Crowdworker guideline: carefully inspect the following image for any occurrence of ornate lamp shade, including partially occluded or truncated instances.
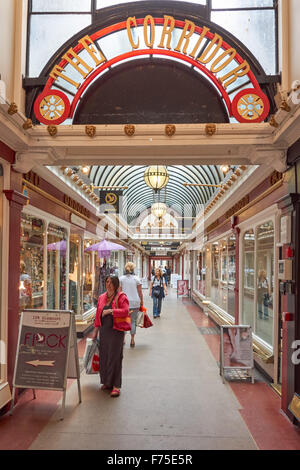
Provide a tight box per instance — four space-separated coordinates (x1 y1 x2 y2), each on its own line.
151 202 167 219
144 165 169 191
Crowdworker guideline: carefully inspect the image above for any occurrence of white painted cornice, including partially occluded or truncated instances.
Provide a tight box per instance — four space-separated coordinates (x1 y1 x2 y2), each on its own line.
13 149 60 173
0 102 30 151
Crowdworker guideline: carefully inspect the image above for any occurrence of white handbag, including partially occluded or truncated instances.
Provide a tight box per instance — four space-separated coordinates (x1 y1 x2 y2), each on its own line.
136 311 144 328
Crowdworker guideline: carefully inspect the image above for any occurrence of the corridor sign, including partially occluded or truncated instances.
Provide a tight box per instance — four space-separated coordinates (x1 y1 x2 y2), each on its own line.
34 14 270 126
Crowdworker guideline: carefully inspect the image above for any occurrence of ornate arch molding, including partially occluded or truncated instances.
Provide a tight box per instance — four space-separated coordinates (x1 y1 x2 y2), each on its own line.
25 1 278 125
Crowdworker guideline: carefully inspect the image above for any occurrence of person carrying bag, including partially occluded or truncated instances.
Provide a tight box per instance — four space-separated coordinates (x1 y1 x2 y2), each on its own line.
91 276 130 397
149 268 167 318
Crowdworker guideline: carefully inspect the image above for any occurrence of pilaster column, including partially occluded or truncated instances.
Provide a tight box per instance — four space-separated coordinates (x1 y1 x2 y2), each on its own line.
3 190 28 390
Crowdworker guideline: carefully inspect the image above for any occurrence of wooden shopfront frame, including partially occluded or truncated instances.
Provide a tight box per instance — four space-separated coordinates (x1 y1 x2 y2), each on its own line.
0 158 12 409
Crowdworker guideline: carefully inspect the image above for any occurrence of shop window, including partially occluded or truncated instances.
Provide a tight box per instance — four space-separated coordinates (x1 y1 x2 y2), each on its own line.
211 243 220 307
256 221 274 345
20 214 45 311
219 240 228 311
241 221 274 347
242 229 255 330
47 223 67 310
83 240 94 312
196 249 206 296
227 234 236 317
69 235 82 314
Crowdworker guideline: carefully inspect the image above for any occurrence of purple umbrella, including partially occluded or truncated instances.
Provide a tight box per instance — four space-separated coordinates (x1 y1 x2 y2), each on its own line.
85 239 126 258
47 239 67 252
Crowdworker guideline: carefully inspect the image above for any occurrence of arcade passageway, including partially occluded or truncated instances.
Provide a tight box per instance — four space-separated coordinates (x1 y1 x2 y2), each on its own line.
1 290 299 451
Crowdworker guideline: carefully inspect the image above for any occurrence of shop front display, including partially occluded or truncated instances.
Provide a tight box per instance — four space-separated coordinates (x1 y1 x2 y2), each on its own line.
241 220 275 348
47 223 67 311
20 214 45 312
69 234 82 315
19 207 103 336
195 220 275 351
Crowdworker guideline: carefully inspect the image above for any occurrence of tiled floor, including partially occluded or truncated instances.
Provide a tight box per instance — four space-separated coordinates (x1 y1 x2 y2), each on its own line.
0 289 299 450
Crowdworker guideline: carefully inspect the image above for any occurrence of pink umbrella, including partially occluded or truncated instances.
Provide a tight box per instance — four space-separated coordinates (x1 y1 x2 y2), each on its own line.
85 239 126 258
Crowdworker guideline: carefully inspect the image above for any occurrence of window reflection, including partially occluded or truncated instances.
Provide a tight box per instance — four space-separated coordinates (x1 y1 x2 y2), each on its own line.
242 229 255 329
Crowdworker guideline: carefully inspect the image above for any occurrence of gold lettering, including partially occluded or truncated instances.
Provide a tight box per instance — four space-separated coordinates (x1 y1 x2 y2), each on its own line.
158 15 175 50
49 65 81 89
198 34 223 65
219 61 250 89
174 20 195 54
210 48 237 74
62 48 93 78
78 35 107 66
189 26 210 59
143 15 155 48
126 16 139 49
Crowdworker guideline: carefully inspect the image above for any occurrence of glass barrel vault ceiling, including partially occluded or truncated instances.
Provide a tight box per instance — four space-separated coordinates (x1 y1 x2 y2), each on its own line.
88 165 228 223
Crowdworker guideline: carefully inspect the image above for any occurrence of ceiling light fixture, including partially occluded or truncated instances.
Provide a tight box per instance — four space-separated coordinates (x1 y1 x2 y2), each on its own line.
151 202 167 220
81 166 90 175
144 165 169 192
220 165 231 174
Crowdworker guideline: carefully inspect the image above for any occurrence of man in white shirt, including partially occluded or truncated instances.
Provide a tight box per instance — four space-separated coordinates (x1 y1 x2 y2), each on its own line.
119 262 143 347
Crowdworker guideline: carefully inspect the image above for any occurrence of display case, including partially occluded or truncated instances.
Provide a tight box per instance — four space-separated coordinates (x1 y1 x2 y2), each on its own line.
20 214 44 311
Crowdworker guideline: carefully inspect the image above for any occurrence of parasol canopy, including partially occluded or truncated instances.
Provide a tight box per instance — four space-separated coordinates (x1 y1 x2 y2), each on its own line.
85 239 126 258
47 239 67 252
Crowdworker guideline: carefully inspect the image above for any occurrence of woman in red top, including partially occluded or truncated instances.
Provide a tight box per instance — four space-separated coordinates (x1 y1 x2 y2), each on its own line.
91 276 129 397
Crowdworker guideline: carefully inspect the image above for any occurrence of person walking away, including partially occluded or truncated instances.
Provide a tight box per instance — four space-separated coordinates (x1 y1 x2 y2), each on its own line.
149 268 167 318
120 262 143 348
166 266 171 286
91 276 130 397
163 266 168 286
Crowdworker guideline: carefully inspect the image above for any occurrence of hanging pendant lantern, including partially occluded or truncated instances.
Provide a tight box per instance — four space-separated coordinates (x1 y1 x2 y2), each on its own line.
144 165 169 192
151 202 167 220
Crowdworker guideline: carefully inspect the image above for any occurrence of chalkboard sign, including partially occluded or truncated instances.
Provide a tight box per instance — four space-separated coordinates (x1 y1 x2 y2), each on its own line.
10 309 81 420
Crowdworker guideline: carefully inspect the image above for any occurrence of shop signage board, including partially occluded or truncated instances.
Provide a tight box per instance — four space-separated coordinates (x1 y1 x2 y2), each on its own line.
10 309 82 420
220 325 254 384
177 280 189 297
100 190 123 214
